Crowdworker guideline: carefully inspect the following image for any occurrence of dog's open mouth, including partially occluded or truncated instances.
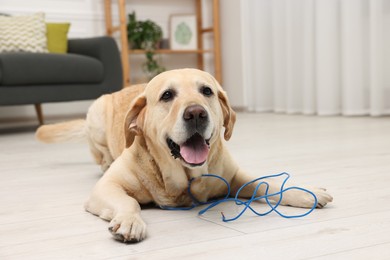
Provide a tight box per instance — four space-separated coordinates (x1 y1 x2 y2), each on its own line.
167 133 210 166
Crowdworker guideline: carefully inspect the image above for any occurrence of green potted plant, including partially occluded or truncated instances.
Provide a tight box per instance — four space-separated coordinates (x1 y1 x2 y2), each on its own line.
127 12 165 79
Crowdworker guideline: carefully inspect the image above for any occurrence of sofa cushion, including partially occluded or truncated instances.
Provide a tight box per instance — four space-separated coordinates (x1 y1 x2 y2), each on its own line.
0 13 48 53
0 53 104 86
46 23 71 54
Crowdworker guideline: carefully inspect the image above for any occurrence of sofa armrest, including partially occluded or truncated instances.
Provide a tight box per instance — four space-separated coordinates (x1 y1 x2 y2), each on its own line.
68 36 123 91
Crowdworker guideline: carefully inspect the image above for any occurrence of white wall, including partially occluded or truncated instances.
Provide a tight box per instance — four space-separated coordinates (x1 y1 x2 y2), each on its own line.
0 0 245 121
220 0 245 108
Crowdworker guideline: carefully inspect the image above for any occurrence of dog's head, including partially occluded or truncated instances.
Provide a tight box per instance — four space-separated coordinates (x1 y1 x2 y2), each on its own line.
124 69 236 168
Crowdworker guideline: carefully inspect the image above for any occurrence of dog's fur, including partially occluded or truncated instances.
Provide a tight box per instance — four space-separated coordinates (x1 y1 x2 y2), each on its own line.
36 69 333 243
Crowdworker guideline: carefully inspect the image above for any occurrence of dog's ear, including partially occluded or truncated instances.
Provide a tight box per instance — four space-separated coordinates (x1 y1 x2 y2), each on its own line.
124 94 147 148
218 88 236 141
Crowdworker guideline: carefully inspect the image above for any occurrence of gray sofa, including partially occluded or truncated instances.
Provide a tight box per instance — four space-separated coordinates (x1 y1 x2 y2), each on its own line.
0 36 123 124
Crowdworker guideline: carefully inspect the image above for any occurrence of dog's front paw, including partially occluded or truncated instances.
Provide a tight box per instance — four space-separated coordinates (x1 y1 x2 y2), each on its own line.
312 187 333 208
108 213 147 243
281 187 333 209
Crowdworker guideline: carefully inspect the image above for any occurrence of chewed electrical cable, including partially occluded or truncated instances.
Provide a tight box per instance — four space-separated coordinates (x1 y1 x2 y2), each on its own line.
161 172 318 222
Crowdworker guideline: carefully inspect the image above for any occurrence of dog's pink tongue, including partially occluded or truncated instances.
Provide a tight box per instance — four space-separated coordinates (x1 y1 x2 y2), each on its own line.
180 139 209 165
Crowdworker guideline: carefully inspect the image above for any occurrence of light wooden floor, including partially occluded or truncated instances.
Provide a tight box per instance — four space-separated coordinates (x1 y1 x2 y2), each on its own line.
1 113 390 259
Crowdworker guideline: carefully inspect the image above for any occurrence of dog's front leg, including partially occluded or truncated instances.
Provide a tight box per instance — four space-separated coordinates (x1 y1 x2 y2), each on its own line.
230 169 333 208
84 168 147 243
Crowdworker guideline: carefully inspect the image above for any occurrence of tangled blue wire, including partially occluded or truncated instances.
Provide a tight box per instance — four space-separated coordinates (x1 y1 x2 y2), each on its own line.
161 172 318 222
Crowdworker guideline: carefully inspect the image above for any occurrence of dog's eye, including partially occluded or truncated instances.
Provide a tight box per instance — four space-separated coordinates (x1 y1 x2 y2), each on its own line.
160 90 175 102
201 86 213 97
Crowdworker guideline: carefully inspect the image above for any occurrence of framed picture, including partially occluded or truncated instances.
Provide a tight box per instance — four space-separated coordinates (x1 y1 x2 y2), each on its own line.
170 14 197 50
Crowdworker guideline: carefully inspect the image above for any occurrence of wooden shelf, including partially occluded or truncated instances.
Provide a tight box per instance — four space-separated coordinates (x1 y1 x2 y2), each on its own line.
129 49 213 55
104 0 221 86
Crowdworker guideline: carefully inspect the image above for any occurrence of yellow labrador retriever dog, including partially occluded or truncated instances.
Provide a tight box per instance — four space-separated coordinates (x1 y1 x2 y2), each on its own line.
36 69 333 243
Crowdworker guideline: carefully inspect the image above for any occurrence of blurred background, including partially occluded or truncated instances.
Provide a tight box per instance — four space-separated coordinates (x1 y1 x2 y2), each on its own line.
1 0 389 124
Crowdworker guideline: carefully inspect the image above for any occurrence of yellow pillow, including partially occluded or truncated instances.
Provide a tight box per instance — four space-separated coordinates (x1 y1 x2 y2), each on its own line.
46 23 70 53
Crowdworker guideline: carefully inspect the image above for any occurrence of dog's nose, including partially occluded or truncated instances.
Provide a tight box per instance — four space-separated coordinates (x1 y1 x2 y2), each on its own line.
183 105 208 122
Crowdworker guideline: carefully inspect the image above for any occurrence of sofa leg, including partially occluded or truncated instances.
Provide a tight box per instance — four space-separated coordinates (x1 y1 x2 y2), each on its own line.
34 104 44 125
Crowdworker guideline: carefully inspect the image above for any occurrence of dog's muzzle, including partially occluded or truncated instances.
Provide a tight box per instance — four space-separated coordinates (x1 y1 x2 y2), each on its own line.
167 105 211 167
183 105 209 134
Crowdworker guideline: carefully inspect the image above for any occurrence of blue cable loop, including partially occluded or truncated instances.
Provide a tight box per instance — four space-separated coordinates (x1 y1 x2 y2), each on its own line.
161 172 318 222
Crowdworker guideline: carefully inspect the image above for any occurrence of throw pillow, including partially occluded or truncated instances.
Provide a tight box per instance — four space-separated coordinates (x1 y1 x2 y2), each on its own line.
46 23 71 53
0 13 48 53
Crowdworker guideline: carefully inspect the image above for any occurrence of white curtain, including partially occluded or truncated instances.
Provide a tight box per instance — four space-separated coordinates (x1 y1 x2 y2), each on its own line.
242 0 390 116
